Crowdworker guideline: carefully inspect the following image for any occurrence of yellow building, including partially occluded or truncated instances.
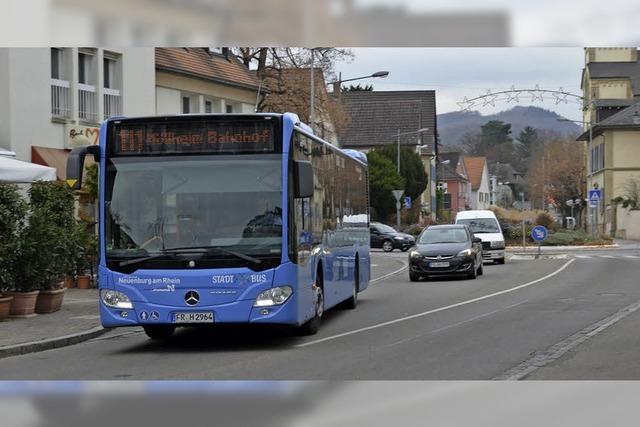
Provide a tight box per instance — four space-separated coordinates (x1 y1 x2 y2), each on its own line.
580 47 640 236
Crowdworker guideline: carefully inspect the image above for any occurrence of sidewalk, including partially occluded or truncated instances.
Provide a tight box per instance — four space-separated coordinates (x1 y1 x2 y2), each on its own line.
0 288 105 358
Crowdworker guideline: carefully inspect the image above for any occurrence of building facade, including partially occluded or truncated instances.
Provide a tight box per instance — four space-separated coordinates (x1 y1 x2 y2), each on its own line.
464 156 491 210
340 90 438 220
0 47 156 179
440 151 471 216
155 48 260 116
580 47 640 236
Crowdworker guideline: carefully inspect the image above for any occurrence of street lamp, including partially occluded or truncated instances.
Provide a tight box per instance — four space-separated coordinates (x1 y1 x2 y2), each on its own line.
328 70 390 93
384 127 430 229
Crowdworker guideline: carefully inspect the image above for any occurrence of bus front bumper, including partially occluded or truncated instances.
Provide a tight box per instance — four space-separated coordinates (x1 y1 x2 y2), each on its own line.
99 296 299 328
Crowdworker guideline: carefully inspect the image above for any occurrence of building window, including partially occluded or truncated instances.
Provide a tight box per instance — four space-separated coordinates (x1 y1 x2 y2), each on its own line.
205 100 212 113
443 193 452 210
591 144 605 173
182 97 191 114
78 52 93 85
51 48 63 79
103 57 116 88
226 104 233 113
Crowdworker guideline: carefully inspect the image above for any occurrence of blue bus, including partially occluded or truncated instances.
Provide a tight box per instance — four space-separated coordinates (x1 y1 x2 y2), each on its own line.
67 113 370 338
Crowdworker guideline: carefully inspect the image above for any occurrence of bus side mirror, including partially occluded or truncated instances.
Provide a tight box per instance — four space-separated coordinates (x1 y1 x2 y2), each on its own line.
67 145 100 190
294 160 314 198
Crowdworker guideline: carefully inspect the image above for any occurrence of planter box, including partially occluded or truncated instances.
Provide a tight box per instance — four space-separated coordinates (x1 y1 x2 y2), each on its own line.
77 275 92 289
7 290 40 317
64 276 76 288
0 295 13 320
35 288 66 314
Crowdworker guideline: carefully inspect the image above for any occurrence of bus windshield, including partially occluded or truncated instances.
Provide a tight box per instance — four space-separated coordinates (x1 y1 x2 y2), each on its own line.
105 154 282 265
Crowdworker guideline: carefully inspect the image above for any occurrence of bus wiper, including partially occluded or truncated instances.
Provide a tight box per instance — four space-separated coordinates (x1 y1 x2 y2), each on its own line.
118 252 175 267
163 246 262 265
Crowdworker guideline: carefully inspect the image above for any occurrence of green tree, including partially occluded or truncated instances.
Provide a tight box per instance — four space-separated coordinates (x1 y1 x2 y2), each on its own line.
515 126 539 173
368 151 405 221
477 120 516 164
374 144 427 202
342 83 374 92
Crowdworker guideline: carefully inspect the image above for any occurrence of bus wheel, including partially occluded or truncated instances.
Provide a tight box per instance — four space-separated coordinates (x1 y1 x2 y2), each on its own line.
143 325 176 340
343 261 359 309
296 282 324 336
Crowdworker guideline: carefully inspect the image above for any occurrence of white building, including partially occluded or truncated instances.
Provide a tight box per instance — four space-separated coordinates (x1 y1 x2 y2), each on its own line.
155 48 260 116
0 47 156 179
464 156 491 210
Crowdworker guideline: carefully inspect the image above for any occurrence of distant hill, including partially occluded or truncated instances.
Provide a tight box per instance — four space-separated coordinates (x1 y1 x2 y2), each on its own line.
437 106 582 146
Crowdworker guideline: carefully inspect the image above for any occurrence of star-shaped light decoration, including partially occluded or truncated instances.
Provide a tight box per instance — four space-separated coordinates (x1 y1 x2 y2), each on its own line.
506 85 520 103
457 96 476 111
552 87 570 105
529 84 544 102
482 89 498 107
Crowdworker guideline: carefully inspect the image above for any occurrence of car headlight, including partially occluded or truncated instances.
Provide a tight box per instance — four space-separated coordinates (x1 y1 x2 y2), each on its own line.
254 286 293 307
457 248 472 257
101 289 133 309
410 250 422 259
393 236 405 240
491 241 505 248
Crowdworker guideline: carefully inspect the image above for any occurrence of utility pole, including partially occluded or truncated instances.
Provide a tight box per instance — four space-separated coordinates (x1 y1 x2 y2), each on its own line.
521 191 526 250
397 129 401 175
309 48 314 132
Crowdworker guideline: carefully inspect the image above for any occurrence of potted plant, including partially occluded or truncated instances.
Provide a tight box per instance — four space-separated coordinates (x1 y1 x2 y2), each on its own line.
0 184 27 320
15 181 75 315
75 222 97 289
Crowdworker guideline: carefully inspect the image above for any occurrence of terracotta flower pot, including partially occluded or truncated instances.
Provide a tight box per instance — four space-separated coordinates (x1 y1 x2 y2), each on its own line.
77 275 92 289
64 276 76 289
35 288 66 314
7 290 40 317
0 295 14 321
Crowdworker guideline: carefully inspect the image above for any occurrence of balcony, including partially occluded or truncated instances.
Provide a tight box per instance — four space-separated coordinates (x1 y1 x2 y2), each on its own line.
78 83 98 122
50 79 71 118
103 87 121 120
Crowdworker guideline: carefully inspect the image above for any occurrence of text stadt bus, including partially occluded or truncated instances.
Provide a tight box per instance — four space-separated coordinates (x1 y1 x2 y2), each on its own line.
67 113 370 338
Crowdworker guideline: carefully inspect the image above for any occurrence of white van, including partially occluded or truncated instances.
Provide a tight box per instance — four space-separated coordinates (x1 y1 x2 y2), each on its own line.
455 210 505 264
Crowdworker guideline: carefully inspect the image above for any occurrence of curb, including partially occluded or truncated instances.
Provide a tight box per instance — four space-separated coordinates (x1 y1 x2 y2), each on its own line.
0 325 107 359
506 245 619 252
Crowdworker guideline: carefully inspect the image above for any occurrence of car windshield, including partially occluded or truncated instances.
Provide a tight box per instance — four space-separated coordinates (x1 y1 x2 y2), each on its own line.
419 228 469 244
105 154 282 262
457 218 500 233
374 223 397 233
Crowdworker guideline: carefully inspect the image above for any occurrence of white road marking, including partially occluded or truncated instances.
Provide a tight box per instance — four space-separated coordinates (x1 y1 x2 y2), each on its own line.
574 255 592 259
624 255 640 259
296 259 576 348
369 259 408 284
599 255 616 258
494 298 640 380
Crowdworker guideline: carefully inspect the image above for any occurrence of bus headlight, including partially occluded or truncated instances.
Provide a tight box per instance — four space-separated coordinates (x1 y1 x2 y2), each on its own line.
254 286 293 307
101 289 133 309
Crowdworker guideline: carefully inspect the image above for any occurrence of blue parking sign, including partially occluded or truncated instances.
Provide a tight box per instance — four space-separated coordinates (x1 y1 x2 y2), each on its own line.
404 196 411 209
531 225 548 242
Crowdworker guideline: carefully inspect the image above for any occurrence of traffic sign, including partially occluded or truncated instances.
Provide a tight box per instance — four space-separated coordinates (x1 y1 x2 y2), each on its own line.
531 225 548 242
588 189 602 207
392 190 404 201
404 196 411 209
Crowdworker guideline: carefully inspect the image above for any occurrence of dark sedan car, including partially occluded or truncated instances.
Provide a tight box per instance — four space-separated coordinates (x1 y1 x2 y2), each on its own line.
370 222 416 252
408 225 483 281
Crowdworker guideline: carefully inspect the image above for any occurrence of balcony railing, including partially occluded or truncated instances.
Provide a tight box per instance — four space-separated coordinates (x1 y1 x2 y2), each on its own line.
78 83 98 122
50 78 71 118
103 87 121 120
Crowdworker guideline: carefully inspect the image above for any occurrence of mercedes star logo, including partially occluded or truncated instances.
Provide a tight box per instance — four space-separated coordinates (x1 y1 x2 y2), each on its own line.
184 290 200 306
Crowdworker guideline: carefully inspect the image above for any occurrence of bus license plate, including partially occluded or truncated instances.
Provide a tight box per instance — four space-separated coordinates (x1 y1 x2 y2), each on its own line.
173 312 214 323
429 261 450 268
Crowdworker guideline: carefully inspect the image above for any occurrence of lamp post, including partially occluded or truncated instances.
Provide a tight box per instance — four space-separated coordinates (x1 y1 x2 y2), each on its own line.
384 127 430 229
328 70 390 95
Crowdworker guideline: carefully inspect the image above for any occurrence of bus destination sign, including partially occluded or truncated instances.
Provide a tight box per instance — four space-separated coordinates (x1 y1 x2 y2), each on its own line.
112 120 275 155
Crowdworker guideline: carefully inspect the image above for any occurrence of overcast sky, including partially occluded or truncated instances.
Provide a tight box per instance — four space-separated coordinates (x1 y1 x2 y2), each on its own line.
335 48 585 120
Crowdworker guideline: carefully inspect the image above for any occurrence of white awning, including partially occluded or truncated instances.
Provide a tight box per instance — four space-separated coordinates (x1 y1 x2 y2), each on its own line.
0 156 57 183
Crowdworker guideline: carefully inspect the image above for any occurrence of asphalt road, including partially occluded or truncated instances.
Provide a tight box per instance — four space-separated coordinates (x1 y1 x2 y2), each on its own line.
2 248 640 380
